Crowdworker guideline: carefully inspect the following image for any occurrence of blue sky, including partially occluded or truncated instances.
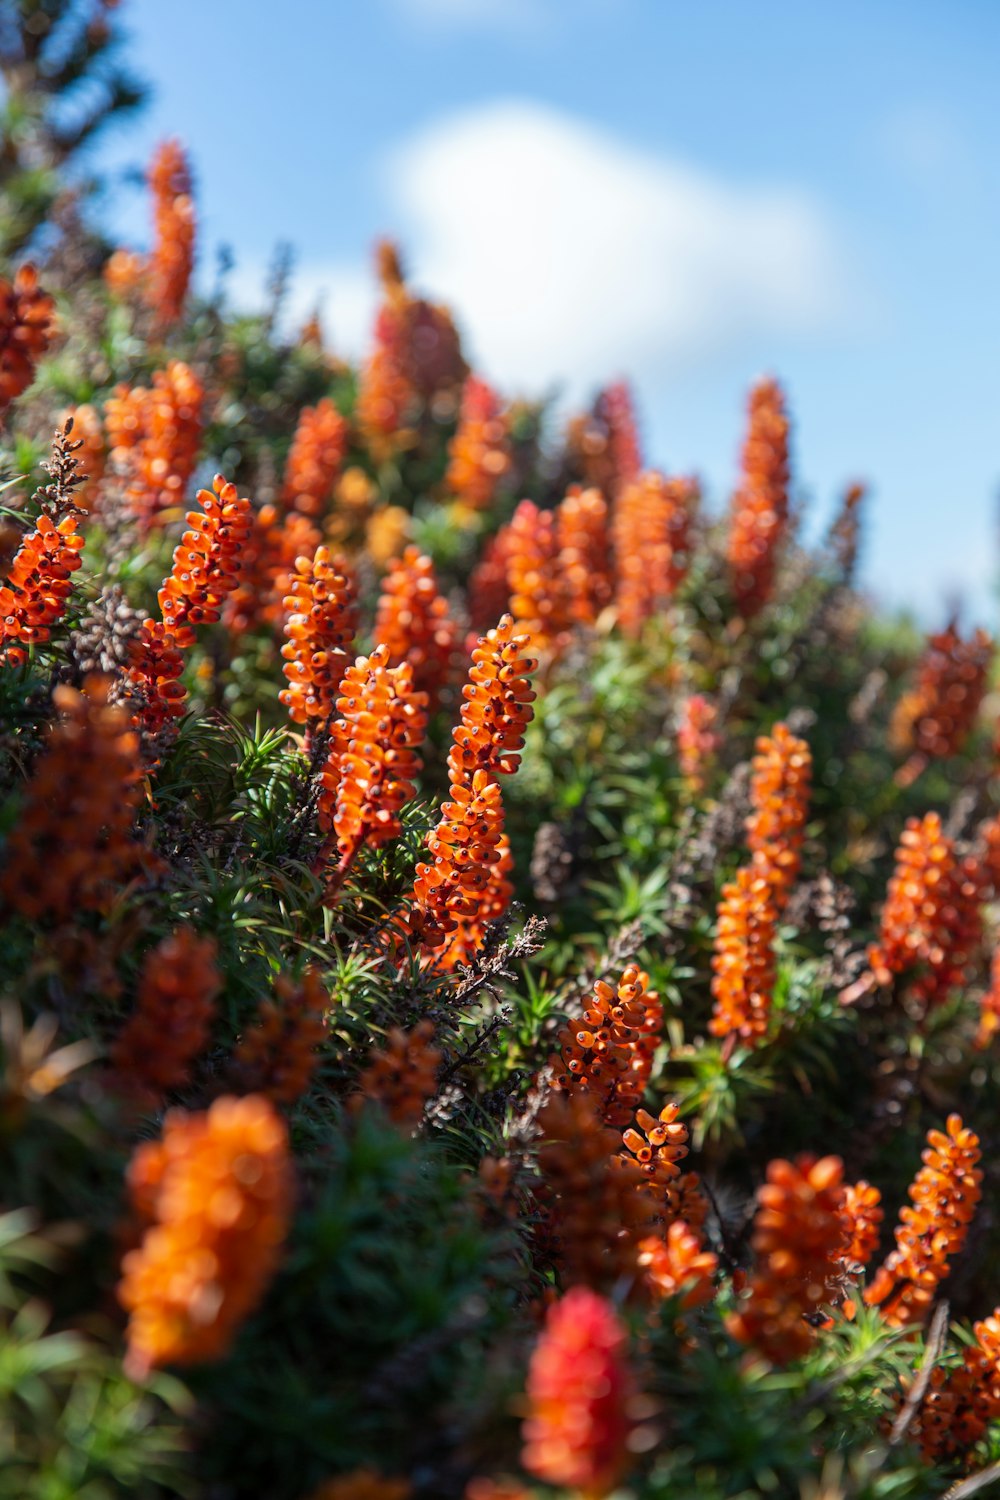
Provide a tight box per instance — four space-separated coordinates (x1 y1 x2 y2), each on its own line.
93 0 1000 621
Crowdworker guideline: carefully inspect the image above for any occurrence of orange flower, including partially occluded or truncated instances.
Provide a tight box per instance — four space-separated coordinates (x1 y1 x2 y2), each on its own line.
447 613 536 783
353 1019 441 1128
637 1218 718 1308
890 621 992 772
551 964 658 1128
903 1306 1000 1466
618 1102 690 1216
613 471 697 639
536 1092 655 1293
864 1115 982 1328
373 546 459 706
106 361 204 528
557 485 612 625
727 1154 846 1365
307 1473 412 1500
119 1094 292 1377
232 968 330 1106
866 812 985 1013
727 377 790 619
111 928 220 1102
146 139 195 327
826 481 866 583
104 248 146 300
402 766 508 956
0 511 85 667
316 644 428 884
505 499 570 657
746 721 812 908
677 694 720 796
0 676 158 923
437 831 514 970
839 1179 883 1271
126 476 253 740
0 264 55 412
709 865 779 1048
445 373 511 510
521 1285 637 1498
565 381 642 498
281 398 349 520
279 545 357 733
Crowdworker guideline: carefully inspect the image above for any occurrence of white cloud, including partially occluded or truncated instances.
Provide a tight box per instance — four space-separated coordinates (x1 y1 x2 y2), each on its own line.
230 100 852 402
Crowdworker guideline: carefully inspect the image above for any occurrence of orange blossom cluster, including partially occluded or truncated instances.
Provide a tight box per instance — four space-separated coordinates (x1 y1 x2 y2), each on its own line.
445 373 511 510
613 471 698 639
232 968 330 1106
279 546 357 733
746 721 812 908
551 963 660 1128
890 621 993 769
353 1020 442 1128
373 546 459 706
111 927 220 1103
280 397 350 519
0 511 85 666
709 865 779 1049
727 376 790 619
147 139 195 327
105 360 204 527
0 264 55 412
677 694 721 796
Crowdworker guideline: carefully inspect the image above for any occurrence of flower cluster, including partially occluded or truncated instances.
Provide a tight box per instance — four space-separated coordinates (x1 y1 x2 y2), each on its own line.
864 1115 982 1327
111 927 220 1103
316 644 428 881
709 866 779 1048
746 722 812 907
60 403 106 509
373 546 458 706
839 1179 883 1271
105 360 204 527
147 139 195 327
557 485 613 625
126 475 253 739
907 1314 1000 1467
445 374 511 510
437 831 514 970
0 264 55 412
565 380 642 498
677 694 721 796
521 1286 637 1499
279 546 357 732
505 499 569 657
536 1092 655 1292
727 376 790 619
727 1154 846 1365
232 968 330 1105
224 503 322 635
0 676 156 923
975 945 1000 1049
890 621 992 772
119 1094 293 1377
613 471 697 639
281 398 350 519
0 511 85 666
447 614 536 783
637 1219 718 1308
353 1020 441 1127
551 964 658 1128
466 530 515 635
866 812 984 1012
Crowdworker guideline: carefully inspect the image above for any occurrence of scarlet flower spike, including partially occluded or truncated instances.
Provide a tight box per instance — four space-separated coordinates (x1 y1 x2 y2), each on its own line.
0 511 85 667
677 694 721 796
864 1115 982 1328
436 831 514 970
146 139 195 328
535 1092 655 1293
727 376 791 619
111 927 220 1103
373 546 459 707
105 360 204 528
232 968 330 1106
890 620 993 783
727 1154 846 1365
281 398 349 520
445 373 511 510
865 811 985 1014
315 644 428 892
0 676 159 923
557 485 612 625
504 499 570 658
521 1286 638 1499
352 1019 442 1128
709 864 779 1050
279 545 357 737
746 721 812 908
126 475 253 743
447 613 537 783
119 1095 293 1378
839 1179 883 1272
613 471 697 639
551 963 659 1128
0 264 55 413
